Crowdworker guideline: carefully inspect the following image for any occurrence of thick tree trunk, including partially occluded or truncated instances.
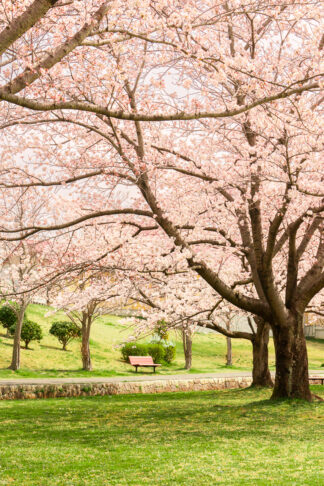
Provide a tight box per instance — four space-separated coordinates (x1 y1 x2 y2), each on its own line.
226 337 232 366
182 330 192 370
9 304 26 371
81 316 92 371
251 320 273 387
271 314 311 401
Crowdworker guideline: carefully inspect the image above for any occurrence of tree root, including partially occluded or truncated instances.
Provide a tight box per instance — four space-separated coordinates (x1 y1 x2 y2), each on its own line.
311 393 324 402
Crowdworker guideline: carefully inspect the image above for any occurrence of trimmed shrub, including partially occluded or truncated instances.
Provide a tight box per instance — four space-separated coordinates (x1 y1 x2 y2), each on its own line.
0 304 17 333
121 341 176 365
9 319 43 349
50 321 81 350
21 320 42 349
147 343 165 364
121 343 148 361
163 343 176 364
149 336 176 364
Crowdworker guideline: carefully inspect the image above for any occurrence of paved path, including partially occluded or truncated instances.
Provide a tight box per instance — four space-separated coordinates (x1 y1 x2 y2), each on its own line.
0 370 323 386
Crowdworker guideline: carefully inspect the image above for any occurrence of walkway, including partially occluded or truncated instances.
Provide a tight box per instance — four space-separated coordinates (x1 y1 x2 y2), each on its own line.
0 370 323 386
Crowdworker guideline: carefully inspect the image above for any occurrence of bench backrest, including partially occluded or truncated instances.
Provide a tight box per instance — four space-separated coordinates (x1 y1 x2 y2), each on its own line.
129 356 155 365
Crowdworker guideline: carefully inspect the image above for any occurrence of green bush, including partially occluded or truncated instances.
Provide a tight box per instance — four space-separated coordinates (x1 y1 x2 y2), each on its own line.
21 320 43 349
149 336 176 364
121 340 176 365
49 321 81 350
0 304 17 332
147 343 165 364
9 319 43 349
121 343 148 361
163 343 176 364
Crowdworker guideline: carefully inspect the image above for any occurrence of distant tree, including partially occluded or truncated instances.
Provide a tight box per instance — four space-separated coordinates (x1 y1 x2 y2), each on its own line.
49 321 81 351
0 190 55 370
10 319 43 349
0 304 17 336
50 261 131 371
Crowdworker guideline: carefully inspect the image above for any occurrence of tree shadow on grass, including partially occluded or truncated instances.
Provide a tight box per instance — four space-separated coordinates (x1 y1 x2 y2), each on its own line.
306 337 324 345
0 341 13 347
40 368 84 373
40 344 72 352
0 332 11 338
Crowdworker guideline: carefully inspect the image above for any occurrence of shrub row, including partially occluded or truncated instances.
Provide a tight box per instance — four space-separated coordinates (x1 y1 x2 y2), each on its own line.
121 341 176 364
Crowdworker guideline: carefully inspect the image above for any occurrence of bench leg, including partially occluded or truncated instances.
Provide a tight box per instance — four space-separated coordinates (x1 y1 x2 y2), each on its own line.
135 366 138 373
153 367 156 373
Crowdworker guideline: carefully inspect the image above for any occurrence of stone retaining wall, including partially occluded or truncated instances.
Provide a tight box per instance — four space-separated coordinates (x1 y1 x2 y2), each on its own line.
0 376 253 401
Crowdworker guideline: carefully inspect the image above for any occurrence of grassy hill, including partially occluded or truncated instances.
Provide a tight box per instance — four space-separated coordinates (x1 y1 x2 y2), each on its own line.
0 303 323 379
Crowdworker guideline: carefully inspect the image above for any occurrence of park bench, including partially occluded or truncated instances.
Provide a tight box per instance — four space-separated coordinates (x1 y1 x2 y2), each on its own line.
129 356 161 373
309 375 324 385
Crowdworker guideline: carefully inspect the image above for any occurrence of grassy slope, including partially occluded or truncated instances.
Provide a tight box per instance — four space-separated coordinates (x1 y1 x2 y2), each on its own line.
0 304 323 378
0 387 323 485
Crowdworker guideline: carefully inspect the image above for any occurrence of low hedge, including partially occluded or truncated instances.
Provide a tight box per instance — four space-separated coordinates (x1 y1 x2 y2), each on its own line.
149 336 176 364
121 341 176 364
121 343 149 361
147 343 165 364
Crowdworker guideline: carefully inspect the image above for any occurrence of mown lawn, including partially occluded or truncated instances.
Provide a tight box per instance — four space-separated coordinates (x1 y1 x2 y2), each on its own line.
0 387 323 485
0 304 323 379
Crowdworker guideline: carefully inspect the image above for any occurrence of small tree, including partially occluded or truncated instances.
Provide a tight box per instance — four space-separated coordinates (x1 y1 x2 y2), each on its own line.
0 304 17 336
10 319 43 349
49 267 131 370
49 321 81 351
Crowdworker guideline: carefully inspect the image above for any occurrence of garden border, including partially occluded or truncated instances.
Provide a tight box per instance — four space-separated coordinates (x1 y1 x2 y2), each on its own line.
0 374 323 400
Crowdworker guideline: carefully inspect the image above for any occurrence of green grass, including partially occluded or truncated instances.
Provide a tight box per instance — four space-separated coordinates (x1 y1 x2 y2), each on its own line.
0 387 323 485
0 304 323 378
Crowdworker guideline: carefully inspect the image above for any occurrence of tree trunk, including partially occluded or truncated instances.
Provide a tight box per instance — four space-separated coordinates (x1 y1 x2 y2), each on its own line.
226 337 232 366
251 320 273 387
81 315 92 371
9 304 26 371
182 329 192 370
271 313 311 401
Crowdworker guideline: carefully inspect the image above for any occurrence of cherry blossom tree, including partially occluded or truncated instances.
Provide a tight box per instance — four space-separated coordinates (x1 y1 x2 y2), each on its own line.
50 270 131 371
0 237 54 369
0 1 323 400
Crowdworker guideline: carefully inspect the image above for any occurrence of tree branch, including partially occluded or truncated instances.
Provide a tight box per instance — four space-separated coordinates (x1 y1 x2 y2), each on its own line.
0 83 319 122
0 0 59 56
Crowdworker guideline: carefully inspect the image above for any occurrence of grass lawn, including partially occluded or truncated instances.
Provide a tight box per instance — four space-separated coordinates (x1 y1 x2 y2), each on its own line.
0 387 323 485
0 304 323 378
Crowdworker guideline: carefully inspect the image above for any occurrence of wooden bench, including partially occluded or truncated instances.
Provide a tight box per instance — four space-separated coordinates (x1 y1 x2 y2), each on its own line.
129 356 161 373
309 375 324 385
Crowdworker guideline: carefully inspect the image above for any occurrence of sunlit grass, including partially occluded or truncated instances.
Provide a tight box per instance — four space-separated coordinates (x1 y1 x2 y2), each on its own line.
0 386 323 485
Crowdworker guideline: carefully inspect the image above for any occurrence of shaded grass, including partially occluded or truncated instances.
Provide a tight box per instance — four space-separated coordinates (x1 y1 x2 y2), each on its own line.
0 386 323 485
0 304 323 378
